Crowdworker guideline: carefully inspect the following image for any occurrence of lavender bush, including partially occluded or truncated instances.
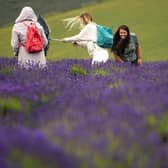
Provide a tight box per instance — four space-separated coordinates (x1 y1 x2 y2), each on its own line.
0 57 168 168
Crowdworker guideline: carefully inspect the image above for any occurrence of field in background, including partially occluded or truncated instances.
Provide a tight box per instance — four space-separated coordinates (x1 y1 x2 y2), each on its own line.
0 0 103 26
0 0 168 62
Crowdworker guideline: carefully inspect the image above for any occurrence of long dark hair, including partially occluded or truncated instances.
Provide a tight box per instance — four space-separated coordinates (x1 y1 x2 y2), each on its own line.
112 25 130 54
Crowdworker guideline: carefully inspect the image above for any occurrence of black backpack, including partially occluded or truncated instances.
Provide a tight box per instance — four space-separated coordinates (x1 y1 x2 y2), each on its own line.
37 15 50 56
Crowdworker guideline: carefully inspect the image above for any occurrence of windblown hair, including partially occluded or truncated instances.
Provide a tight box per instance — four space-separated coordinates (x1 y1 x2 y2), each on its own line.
62 16 81 31
112 25 130 54
63 12 93 31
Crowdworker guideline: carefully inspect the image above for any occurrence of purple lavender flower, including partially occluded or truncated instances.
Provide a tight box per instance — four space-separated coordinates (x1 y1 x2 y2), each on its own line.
0 57 168 168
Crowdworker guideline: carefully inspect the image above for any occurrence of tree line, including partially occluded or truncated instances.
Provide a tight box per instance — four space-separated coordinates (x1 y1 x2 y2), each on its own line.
0 0 103 26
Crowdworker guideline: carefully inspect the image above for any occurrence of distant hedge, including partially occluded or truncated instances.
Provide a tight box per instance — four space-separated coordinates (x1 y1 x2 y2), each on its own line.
0 0 103 26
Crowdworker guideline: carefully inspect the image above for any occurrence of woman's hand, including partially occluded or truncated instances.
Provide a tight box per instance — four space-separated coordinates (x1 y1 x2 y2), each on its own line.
137 58 142 65
72 41 78 46
114 54 124 63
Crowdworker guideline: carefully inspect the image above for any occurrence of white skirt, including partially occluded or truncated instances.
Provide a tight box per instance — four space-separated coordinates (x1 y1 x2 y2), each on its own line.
92 49 109 65
86 41 109 65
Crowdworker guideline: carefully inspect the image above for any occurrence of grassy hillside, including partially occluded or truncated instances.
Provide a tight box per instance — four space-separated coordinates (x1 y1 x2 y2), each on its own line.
0 0 168 62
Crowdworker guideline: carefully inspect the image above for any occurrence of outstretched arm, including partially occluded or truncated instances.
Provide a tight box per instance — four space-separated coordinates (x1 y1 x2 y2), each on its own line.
136 47 142 65
134 34 142 65
63 29 86 42
63 24 93 42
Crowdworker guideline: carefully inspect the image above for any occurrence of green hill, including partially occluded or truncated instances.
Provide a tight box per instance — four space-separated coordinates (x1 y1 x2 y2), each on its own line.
0 0 168 62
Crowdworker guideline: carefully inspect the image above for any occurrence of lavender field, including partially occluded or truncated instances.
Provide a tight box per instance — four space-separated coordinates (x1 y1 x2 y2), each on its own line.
0 57 168 168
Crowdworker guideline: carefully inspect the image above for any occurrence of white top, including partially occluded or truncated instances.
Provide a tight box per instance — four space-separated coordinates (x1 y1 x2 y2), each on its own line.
64 23 109 65
64 23 97 42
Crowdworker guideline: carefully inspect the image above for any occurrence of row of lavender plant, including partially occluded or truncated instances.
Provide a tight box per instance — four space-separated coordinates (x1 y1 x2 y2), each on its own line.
0 57 168 168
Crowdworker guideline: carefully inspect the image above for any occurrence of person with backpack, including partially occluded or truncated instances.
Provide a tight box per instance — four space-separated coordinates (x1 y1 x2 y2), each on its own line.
111 25 142 65
11 6 48 68
62 12 109 66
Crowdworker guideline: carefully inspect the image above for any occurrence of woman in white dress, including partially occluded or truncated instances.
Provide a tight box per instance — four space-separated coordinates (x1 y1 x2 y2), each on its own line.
11 6 48 68
63 12 109 65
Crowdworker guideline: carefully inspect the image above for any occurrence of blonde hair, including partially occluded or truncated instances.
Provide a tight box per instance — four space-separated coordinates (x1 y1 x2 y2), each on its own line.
62 16 81 31
63 12 93 31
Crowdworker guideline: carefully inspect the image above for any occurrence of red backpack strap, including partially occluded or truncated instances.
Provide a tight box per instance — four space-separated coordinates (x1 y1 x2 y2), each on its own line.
21 21 35 47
